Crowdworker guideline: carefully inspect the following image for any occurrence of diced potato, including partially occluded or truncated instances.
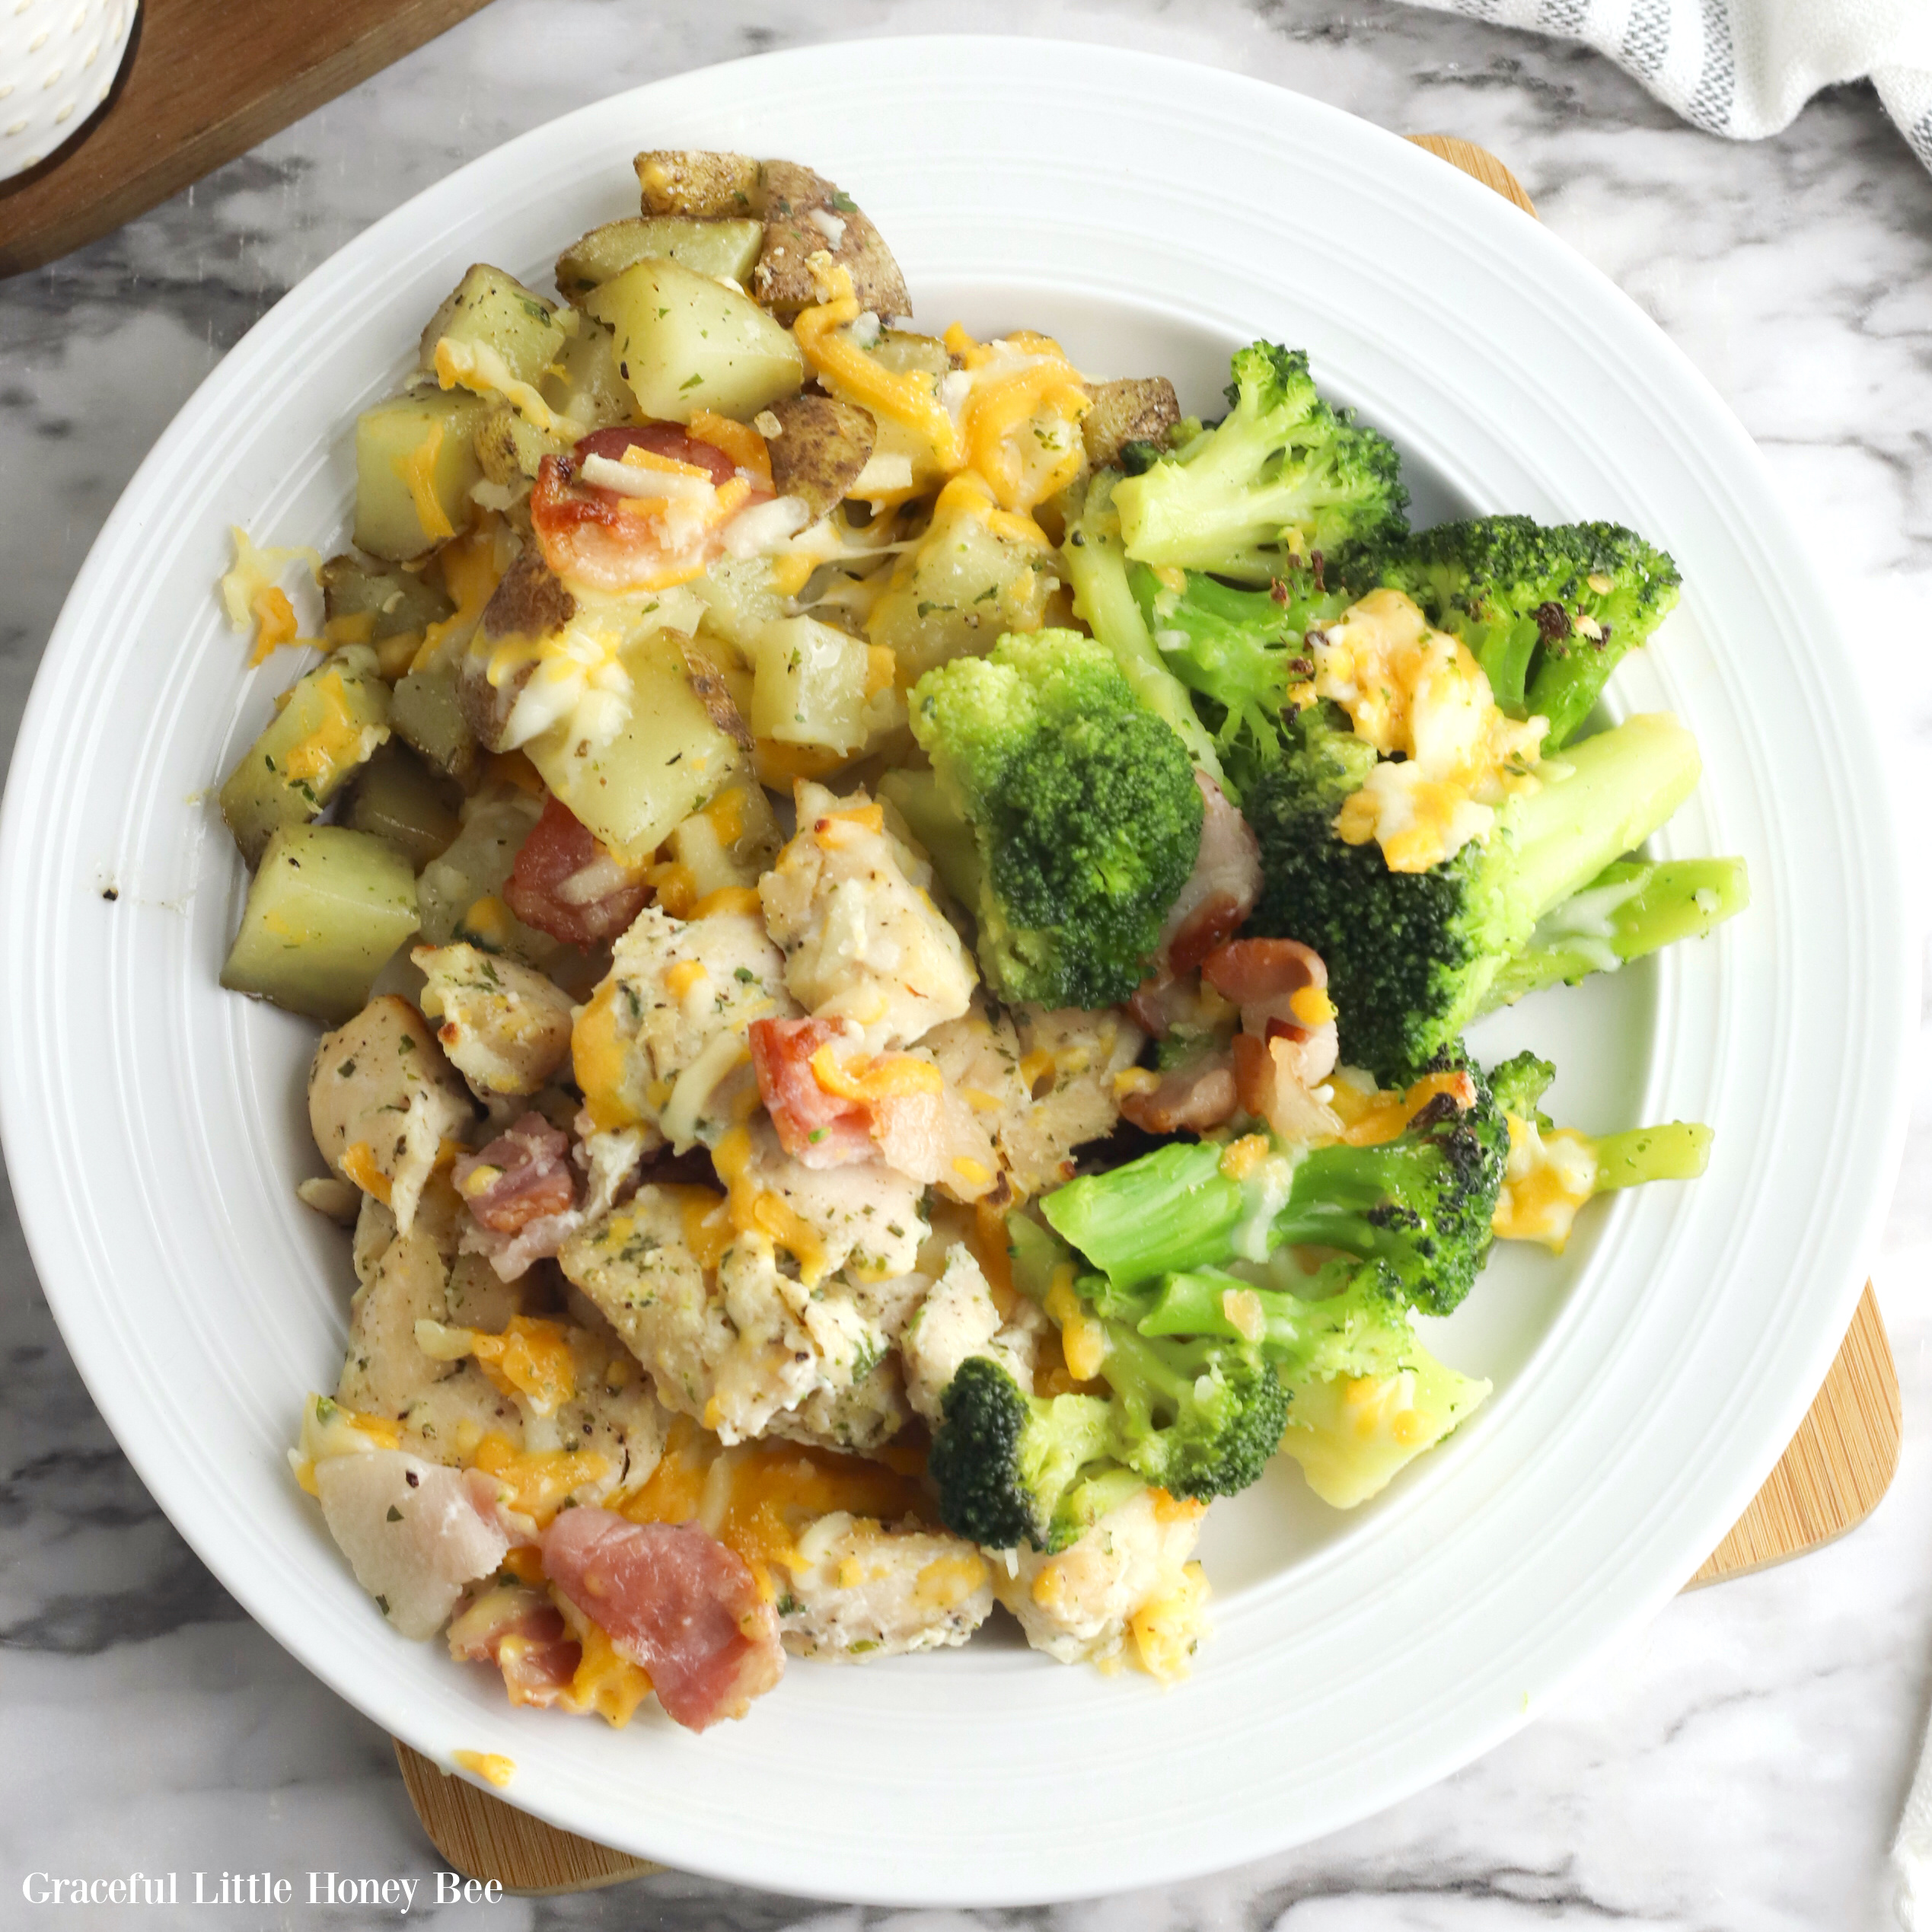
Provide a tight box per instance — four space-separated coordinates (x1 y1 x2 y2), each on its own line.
866 484 1058 684
344 741 464 871
474 402 565 486
219 651 391 866
765 394 875 518
457 550 577 754
1080 376 1181 471
872 329 949 377
391 665 480 787
665 776 781 897
634 148 760 218
525 637 743 859
221 824 420 1025
416 264 565 389
320 553 454 641
416 783 541 946
753 161 910 324
353 391 490 561
555 215 765 298
452 892 560 971
587 257 803 425
537 317 635 432
751 615 872 752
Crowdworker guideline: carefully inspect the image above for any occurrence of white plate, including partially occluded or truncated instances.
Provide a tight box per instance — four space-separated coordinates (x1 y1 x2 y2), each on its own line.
0 38 1912 1907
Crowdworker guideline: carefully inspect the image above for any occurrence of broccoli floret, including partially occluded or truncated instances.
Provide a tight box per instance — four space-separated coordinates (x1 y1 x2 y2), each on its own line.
1121 1257 1492 1510
1127 562 1349 799
1480 857 1751 1012
1109 343 1408 585
1246 703 1709 1080
1350 515 1682 750
929 1358 1125 1552
1061 474 1228 782
927 1311 1290 1551
907 628 1204 1009
1487 1048 1557 1122
1486 1048 1713 1253
1042 1050 1509 1315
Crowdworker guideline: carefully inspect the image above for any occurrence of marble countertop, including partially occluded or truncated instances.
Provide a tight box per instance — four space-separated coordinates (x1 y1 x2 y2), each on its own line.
2 2 1928 1925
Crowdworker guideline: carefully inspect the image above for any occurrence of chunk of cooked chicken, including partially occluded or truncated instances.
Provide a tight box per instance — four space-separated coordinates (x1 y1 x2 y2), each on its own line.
308 996 476 1235
776 1511 995 1659
713 1114 929 1285
559 1165 926 1451
331 1191 667 1507
572 906 796 1152
760 781 976 1051
767 1354 913 1455
992 1487 1207 1669
314 1450 509 1640
900 1244 1043 1422
413 942 576 1098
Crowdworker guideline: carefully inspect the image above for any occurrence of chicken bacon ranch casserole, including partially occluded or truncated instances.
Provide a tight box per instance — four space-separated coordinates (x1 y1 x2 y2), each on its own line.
214 151 1748 1735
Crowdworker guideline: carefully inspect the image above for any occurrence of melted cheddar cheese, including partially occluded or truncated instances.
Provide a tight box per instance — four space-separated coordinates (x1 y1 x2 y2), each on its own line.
1316 588 1548 872
1492 1113 1600 1251
218 526 322 665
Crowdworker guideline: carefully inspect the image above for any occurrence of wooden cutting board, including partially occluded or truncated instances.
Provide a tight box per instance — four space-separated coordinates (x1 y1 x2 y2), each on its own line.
0 0 499 277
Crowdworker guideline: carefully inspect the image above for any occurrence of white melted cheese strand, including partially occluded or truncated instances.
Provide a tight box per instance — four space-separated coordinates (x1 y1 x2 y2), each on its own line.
722 496 813 559
579 453 719 503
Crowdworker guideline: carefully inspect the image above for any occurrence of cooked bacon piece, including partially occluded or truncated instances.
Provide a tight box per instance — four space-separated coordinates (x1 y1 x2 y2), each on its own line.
1118 1052 1239 1136
748 1016 874 1167
448 1581 582 1707
1201 935 1323 1010
1202 936 1339 1089
505 794 649 946
1158 773 1261 975
748 1015 999 1193
540 1509 783 1732
531 424 770 594
454 1114 577 1234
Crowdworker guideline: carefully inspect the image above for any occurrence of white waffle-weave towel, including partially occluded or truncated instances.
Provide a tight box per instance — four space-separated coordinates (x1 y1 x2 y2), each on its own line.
1897 1714 1932 1927
1397 0 1932 169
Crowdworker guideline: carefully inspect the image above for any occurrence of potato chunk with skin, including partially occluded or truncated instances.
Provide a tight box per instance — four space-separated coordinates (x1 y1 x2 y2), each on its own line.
308 996 476 1235
571 905 797 1147
636 148 761 217
1079 376 1181 472
993 1487 1207 1668
753 161 910 324
760 781 977 1051
776 1512 995 1659
412 942 575 1098
764 394 876 520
